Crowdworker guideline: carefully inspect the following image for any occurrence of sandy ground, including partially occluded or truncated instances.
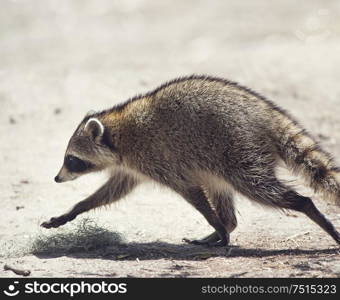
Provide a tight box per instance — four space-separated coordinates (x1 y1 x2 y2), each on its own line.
0 0 340 278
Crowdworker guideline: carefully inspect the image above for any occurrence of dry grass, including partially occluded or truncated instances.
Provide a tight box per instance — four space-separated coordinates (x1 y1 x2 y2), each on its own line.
0 218 124 258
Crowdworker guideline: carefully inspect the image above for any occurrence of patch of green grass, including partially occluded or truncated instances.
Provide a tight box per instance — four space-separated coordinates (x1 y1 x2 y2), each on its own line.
0 218 125 258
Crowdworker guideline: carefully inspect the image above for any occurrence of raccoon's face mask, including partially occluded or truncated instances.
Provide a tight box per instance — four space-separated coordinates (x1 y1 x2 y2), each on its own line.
55 117 115 183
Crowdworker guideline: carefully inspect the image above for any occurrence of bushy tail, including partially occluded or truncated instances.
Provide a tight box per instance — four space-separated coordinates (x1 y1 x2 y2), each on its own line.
272 113 340 205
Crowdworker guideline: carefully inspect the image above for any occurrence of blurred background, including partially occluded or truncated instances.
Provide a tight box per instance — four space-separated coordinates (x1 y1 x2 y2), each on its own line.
0 0 340 277
2 0 340 194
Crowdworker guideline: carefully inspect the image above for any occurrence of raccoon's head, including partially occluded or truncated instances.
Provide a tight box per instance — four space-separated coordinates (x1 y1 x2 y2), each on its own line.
55 117 117 183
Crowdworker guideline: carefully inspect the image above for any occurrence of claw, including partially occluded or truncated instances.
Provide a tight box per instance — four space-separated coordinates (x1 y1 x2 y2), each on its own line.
41 214 75 229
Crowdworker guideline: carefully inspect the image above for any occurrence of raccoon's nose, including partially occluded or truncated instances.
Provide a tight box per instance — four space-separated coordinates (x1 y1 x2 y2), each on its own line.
54 176 61 183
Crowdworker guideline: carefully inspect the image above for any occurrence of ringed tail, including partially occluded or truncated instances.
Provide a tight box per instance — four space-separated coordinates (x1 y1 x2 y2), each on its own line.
271 108 340 205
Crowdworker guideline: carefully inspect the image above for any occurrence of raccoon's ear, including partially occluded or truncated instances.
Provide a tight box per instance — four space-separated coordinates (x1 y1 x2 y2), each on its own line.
84 118 104 142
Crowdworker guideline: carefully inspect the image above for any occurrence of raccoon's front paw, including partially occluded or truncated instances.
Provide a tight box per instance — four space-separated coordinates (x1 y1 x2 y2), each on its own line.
41 214 75 229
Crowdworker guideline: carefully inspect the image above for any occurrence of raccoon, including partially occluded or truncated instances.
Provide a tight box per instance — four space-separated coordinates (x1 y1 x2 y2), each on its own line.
41 75 340 247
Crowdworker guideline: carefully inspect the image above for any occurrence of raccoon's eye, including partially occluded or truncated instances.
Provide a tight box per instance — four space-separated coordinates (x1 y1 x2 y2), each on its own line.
64 155 91 173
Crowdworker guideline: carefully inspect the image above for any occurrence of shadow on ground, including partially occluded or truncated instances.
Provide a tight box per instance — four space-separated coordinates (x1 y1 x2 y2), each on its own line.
31 222 339 261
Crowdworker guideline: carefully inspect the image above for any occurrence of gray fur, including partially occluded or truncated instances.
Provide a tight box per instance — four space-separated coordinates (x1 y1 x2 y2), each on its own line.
42 75 340 246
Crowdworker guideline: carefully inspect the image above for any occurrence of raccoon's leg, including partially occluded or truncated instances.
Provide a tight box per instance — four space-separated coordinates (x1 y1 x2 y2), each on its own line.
179 186 229 246
233 175 340 244
212 190 237 234
188 190 237 245
41 172 139 229
280 192 340 244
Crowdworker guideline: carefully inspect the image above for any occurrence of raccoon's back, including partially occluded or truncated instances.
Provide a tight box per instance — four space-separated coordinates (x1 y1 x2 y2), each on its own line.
130 77 275 164
150 76 273 137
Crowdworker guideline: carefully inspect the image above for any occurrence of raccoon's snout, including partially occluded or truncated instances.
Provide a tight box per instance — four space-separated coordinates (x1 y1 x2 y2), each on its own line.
54 166 76 183
54 173 75 183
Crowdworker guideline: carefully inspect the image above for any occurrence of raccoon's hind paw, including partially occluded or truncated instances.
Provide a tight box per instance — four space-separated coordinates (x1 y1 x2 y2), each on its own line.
41 214 75 229
183 231 230 247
